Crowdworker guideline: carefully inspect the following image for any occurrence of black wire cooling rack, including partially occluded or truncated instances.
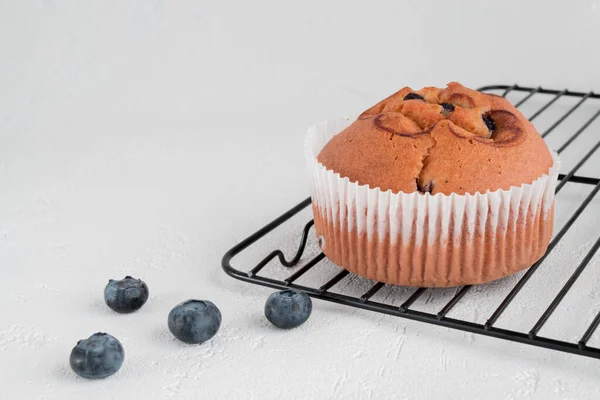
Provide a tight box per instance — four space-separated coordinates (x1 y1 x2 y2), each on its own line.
222 84 600 359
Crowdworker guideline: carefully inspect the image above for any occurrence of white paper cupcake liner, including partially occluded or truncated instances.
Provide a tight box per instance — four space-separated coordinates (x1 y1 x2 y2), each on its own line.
305 118 561 287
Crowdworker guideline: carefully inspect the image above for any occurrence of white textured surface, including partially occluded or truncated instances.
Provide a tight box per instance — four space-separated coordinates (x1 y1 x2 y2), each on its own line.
2 1 600 399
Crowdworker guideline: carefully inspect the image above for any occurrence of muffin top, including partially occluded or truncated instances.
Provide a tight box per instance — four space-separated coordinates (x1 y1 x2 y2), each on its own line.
317 82 554 195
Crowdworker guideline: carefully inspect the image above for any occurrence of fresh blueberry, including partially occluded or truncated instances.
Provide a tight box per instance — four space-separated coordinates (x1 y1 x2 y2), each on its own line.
440 102 455 112
69 333 124 379
168 300 222 344
482 113 495 132
264 289 312 329
403 92 425 101
104 276 149 313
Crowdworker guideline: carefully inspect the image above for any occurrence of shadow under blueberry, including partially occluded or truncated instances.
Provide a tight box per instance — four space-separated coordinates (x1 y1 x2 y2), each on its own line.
151 326 183 348
150 326 216 349
88 298 115 316
48 363 119 383
241 310 278 331
49 363 77 382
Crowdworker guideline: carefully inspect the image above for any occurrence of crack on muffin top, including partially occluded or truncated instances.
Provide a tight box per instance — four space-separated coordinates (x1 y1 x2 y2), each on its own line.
315 82 553 196
358 82 524 147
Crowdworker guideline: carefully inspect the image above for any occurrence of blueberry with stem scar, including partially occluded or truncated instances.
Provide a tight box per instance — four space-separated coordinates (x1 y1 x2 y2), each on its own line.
265 289 312 329
168 300 222 344
104 276 149 314
70 333 124 379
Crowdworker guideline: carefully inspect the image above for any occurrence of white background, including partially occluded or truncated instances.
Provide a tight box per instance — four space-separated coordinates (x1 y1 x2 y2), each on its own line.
2 1 600 399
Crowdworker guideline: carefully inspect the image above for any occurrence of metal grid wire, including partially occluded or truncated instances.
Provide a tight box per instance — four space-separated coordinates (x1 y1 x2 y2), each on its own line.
222 85 600 359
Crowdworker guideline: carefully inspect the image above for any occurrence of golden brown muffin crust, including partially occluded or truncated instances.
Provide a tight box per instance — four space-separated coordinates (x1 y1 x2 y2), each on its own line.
317 82 554 195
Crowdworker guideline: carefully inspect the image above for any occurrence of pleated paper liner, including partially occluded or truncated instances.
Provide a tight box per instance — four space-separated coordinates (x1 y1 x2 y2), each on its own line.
306 118 560 287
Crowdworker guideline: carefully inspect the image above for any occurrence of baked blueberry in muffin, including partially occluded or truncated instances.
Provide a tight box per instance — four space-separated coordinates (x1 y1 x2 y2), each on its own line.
306 82 559 287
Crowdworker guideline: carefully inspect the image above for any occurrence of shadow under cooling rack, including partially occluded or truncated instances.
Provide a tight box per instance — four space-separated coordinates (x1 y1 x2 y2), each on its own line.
222 84 600 360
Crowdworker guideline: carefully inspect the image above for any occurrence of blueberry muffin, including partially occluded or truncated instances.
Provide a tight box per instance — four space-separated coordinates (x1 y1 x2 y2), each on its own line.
306 82 559 287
